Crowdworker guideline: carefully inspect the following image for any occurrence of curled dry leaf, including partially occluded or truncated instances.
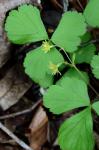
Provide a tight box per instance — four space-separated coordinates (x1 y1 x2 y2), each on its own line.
28 106 48 150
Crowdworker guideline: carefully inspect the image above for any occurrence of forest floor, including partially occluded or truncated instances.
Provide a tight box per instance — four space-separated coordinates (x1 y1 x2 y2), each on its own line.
0 0 99 150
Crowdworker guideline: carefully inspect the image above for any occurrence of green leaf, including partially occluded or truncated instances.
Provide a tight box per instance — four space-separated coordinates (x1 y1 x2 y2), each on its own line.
84 0 99 27
23 45 64 88
81 32 91 43
58 107 94 150
5 4 48 44
57 68 89 84
92 101 99 115
43 77 90 114
91 55 99 79
75 44 96 64
36 74 53 88
51 11 86 52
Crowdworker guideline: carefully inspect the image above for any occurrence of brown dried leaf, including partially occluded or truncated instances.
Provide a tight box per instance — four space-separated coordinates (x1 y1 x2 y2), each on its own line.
0 66 32 110
28 106 48 150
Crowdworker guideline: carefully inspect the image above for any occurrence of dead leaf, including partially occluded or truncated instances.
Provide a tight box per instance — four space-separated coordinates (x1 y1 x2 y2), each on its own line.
0 66 32 110
28 106 48 150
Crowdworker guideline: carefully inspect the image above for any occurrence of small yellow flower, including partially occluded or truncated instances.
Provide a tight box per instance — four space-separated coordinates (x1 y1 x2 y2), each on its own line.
49 62 61 75
42 41 54 53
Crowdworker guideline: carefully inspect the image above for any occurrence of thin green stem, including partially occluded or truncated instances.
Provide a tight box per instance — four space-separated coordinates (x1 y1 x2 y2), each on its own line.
62 49 73 64
73 65 99 96
64 61 73 67
62 49 99 96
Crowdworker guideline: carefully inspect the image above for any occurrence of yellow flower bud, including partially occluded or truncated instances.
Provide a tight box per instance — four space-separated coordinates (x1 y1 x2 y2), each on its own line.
49 62 61 75
42 41 54 53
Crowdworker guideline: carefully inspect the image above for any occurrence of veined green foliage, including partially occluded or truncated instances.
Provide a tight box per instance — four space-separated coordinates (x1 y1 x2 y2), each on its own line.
58 107 94 150
5 4 48 44
84 0 99 27
91 55 99 79
51 11 86 52
43 77 90 114
23 44 64 87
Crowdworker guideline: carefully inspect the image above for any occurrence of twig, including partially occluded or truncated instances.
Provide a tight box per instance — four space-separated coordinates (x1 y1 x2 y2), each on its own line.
0 122 33 150
0 99 42 120
76 0 84 10
50 0 63 9
0 139 15 144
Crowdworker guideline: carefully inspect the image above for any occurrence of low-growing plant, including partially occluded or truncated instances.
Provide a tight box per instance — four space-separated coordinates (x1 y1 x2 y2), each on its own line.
4 0 99 149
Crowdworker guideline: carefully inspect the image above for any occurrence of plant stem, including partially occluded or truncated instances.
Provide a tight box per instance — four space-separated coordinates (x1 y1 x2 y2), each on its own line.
62 49 99 96
73 65 99 96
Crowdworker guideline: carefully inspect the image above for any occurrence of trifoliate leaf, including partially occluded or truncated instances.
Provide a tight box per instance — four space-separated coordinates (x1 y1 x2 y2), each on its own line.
75 44 96 64
57 68 89 84
51 11 86 52
92 101 99 115
58 107 94 150
91 55 99 79
5 4 48 44
43 77 90 114
84 0 99 27
23 45 64 87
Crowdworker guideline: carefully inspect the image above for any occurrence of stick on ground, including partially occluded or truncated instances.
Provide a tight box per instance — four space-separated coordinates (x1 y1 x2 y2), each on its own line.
0 99 42 120
0 122 33 150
